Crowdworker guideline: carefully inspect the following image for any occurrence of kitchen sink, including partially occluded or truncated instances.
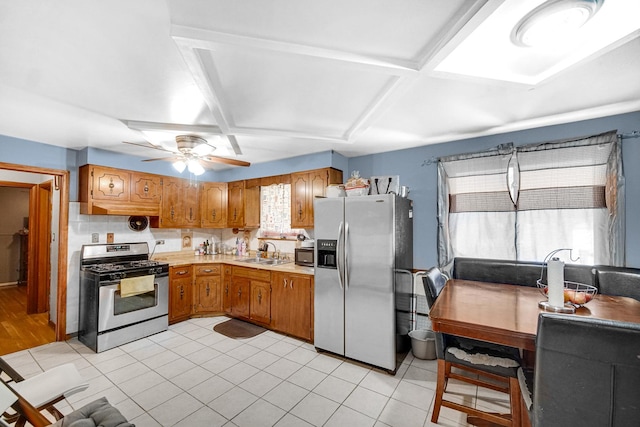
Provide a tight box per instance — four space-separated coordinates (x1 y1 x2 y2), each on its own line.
239 258 292 266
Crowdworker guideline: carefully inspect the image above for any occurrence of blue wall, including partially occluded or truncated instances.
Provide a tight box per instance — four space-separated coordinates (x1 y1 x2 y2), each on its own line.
1 111 638 268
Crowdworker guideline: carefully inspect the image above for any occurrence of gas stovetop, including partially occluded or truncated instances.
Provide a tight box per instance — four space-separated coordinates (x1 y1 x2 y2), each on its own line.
82 260 166 273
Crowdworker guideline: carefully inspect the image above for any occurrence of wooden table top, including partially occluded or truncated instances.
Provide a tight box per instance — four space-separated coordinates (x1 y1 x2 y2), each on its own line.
429 279 640 351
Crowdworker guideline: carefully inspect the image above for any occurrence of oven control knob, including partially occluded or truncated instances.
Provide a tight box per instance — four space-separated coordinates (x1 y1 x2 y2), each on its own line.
150 267 163 275
110 272 126 280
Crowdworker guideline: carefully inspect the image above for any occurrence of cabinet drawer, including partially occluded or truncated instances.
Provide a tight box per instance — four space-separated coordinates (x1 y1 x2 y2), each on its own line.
232 266 271 282
170 265 193 279
195 264 221 276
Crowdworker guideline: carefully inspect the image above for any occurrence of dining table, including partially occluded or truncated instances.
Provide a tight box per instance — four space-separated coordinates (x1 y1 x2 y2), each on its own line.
428 279 640 352
428 279 640 427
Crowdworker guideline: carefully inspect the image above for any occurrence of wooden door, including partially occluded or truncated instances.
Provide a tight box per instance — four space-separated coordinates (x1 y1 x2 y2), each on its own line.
290 172 309 228
195 276 221 313
200 182 227 228
227 181 244 228
270 272 288 333
231 276 250 318
182 182 200 228
244 185 260 228
33 182 52 314
271 272 311 340
130 172 161 205
169 266 192 323
90 166 129 202
250 281 271 324
161 177 183 228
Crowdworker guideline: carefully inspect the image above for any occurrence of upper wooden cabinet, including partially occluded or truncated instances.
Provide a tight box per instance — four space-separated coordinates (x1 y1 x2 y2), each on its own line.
79 165 161 216
152 176 200 228
200 182 227 228
291 168 343 228
227 180 245 228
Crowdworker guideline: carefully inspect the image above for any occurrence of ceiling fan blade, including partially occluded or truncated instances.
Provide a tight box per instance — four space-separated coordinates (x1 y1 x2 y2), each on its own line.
122 140 176 154
141 157 183 162
201 155 251 167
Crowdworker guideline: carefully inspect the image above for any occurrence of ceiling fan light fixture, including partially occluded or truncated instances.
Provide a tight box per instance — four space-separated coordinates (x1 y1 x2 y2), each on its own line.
172 160 186 173
187 159 205 176
512 0 604 47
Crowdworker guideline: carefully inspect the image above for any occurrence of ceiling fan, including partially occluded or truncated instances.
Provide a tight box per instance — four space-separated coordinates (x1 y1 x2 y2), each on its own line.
123 134 250 175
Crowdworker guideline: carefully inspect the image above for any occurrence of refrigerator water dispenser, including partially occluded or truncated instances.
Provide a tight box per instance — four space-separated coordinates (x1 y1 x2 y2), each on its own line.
316 239 337 269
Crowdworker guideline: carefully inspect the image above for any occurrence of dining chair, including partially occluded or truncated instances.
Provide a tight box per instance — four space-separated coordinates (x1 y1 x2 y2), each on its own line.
1 377 132 427
423 268 522 427
0 358 89 427
518 313 640 427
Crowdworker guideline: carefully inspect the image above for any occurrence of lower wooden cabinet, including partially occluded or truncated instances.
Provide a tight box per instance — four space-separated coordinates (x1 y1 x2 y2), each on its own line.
169 262 313 341
194 264 222 313
169 265 193 324
250 281 271 325
271 272 313 340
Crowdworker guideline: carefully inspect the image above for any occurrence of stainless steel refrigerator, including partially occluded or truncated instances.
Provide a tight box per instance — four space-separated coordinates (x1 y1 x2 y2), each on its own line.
314 193 413 372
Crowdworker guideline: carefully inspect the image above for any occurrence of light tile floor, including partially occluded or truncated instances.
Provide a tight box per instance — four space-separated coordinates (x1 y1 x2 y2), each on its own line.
2 316 511 427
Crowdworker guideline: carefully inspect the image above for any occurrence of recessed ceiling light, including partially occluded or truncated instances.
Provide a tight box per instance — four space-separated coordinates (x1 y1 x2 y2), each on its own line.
512 0 604 47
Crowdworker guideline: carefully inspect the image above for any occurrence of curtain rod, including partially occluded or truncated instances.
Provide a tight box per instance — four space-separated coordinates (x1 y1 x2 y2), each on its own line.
619 130 640 139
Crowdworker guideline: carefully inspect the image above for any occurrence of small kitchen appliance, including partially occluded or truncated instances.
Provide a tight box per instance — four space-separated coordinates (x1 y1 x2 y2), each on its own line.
78 242 169 352
294 247 314 267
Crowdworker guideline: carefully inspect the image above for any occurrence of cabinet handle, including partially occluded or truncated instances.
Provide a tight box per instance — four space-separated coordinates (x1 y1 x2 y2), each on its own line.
180 285 184 299
189 207 193 220
290 279 294 289
258 290 262 304
203 269 213 273
298 202 302 219
225 285 228 295
143 183 149 194
212 209 216 220
170 206 175 220
283 279 288 288
206 284 210 296
238 289 242 298
233 208 237 220
108 179 115 192
176 270 188 275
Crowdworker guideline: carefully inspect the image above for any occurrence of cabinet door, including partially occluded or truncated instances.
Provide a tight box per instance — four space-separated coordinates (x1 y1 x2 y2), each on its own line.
244 185 260 228
250 281 271 325
182 182 200 228
130 172 162 205
200 182 228 228
227 181 245 228
230 276 250 318
290 172 310 228
195 276 222 313
272 272 312 340
161 177 183 228
169 272 193 324
91 166 130 202
223 265 232 314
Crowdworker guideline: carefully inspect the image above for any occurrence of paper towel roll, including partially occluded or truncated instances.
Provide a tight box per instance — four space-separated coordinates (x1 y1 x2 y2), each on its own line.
547 258 565 307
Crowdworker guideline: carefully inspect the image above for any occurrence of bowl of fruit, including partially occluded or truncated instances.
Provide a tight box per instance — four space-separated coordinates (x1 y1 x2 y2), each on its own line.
537 280 597 307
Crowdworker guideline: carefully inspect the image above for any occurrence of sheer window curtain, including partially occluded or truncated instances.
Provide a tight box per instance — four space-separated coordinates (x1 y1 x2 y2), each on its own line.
437 131 624 267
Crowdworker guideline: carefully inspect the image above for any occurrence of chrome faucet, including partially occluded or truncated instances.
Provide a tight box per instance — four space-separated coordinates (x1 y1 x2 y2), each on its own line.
264 241 278 258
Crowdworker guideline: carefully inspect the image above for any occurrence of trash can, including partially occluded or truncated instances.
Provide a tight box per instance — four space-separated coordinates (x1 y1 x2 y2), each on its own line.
408 329 436 360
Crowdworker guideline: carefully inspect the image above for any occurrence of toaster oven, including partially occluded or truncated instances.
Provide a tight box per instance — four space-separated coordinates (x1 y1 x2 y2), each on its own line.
294 248 314 267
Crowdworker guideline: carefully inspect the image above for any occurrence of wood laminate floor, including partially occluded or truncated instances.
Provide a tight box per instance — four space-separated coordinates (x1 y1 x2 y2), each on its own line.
0 285 55 355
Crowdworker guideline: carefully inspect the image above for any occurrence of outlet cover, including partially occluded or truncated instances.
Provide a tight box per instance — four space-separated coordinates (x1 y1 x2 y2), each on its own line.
91 233 99 243
107 233 114 243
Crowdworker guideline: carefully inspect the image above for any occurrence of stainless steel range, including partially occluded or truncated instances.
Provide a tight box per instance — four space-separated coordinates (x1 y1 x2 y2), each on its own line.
79 242 169 352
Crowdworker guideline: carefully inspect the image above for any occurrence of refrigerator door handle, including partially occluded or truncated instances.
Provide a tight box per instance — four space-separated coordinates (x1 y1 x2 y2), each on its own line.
337 221 344 290
344 221 350 290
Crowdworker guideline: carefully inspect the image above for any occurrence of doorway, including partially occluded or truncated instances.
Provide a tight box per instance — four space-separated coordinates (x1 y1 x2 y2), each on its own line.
0 162 69 355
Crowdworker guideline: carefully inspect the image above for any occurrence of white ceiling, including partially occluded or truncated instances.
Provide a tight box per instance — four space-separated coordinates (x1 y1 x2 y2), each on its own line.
1 0 639 169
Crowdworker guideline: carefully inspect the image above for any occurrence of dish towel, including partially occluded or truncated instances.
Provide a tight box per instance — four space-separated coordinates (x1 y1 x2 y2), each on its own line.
120 275 155 298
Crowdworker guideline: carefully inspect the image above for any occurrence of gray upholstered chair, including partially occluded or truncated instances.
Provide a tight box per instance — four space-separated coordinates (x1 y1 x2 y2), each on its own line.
423 268 522 427
518 313 640 427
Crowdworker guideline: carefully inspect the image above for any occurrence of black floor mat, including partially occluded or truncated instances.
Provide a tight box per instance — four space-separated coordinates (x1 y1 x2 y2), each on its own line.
213 318 266 339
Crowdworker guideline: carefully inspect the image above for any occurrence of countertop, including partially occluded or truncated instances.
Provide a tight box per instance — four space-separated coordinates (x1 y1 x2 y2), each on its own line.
152 251 314 275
